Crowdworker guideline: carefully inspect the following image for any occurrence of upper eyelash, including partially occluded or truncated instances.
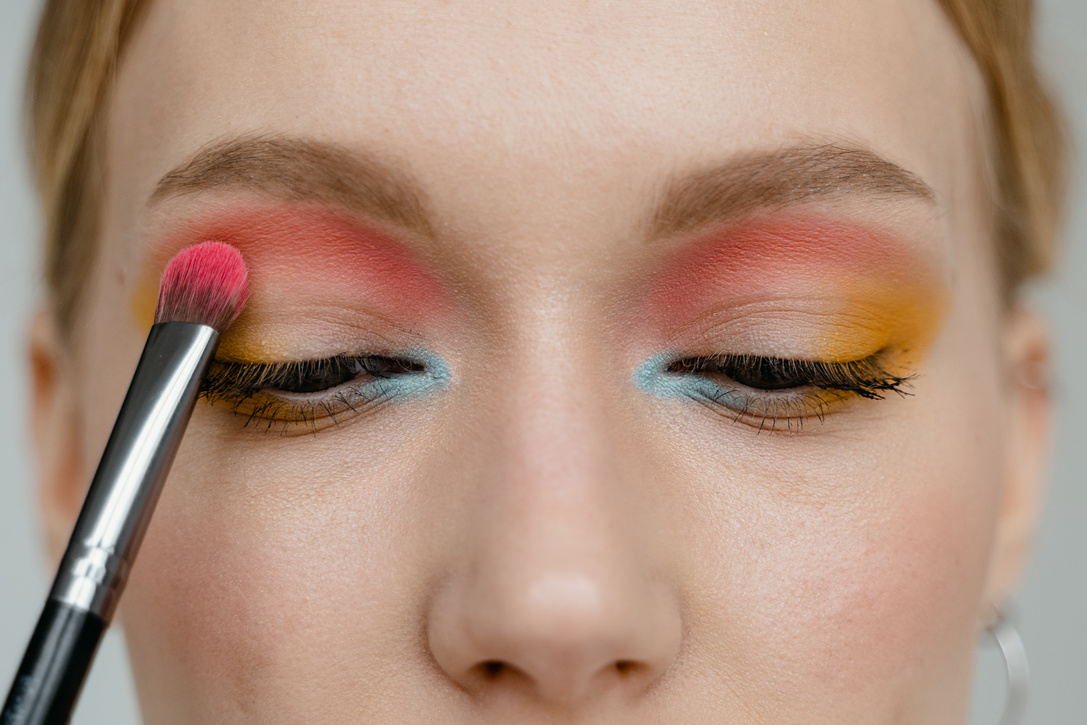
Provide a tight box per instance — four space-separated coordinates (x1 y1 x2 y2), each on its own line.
199 354 428 433
201 354 424 402
667 353 913 399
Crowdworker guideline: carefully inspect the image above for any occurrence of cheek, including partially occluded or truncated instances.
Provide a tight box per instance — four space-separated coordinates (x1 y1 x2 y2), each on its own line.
117 415 439 717
770 469 994 678
669 374 1004 718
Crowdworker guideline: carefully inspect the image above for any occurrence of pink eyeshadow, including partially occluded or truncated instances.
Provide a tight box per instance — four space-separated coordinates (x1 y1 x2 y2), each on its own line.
645 215 939 331
153 203 451 324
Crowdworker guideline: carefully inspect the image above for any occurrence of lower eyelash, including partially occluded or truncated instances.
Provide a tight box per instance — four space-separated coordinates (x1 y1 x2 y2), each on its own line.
691 383 848 433
224 379 401 433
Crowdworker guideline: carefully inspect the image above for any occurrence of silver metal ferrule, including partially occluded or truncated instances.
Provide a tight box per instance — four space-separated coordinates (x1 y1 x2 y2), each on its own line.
48 322 219 621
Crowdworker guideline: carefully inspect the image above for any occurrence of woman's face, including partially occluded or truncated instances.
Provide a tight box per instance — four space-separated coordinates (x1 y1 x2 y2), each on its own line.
33 0 1051 722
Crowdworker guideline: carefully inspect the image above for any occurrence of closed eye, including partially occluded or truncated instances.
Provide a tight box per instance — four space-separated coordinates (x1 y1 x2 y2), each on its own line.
653 352 914 433
201 353 436 432
667 353 910 399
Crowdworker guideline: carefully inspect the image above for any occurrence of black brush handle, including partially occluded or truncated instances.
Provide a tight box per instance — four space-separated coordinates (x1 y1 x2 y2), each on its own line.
1 600 106 725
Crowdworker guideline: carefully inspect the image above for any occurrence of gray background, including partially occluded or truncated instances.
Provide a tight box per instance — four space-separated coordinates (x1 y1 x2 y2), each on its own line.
0 1 1083 722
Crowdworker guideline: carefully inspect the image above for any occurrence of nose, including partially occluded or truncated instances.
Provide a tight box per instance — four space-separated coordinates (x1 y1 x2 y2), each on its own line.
429 565 681 703
426 346 683 705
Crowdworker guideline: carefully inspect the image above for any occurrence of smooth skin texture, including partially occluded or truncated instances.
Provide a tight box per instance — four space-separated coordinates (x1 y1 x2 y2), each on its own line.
30 0 1051 722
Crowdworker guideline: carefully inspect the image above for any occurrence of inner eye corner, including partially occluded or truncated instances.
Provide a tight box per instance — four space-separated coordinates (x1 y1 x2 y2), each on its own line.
664 354 710 374
401 357 427 373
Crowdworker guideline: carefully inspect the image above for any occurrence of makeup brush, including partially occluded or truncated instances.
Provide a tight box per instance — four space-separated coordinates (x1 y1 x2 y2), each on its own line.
2 241 248 725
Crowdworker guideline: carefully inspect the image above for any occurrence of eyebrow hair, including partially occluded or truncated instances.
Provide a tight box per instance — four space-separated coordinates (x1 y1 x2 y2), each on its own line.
151 136 433 236
153 138 933 246
650 144 936 239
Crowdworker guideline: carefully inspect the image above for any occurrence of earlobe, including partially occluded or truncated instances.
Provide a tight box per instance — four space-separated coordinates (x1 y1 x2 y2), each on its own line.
28 309 86 565
982 306 1052 611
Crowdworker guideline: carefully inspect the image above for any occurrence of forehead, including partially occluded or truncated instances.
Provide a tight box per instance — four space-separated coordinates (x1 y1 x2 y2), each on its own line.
109 0 982 244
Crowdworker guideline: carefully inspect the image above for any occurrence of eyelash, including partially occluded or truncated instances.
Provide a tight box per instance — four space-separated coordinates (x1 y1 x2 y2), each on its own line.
663 352 911 432
201 354 427 432
201 349 910 434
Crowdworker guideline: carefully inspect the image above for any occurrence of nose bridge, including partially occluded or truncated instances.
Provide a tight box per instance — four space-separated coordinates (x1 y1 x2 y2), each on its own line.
426 305 682 704
508 321 623 511
485 303 639 569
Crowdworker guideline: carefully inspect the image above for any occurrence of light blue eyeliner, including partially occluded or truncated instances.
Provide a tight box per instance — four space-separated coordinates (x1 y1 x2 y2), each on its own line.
634 351 731 406
357 347 451 403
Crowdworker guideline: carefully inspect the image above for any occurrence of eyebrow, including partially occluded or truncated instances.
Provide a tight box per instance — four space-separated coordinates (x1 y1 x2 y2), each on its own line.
152 138 934 244
650 144 936 239
151 136 434 237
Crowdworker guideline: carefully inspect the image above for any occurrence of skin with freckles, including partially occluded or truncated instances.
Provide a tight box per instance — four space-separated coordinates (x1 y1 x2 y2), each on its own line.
29 0 1052 723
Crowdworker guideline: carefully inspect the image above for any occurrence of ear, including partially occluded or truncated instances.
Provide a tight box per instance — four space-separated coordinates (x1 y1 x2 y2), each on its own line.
982 306 1052 609
29 309 87 565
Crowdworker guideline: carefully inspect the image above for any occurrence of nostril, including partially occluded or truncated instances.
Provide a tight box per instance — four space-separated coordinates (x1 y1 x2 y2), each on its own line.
427 569 684 703
480 660 506 678
469 657 647 698
477 658 643 680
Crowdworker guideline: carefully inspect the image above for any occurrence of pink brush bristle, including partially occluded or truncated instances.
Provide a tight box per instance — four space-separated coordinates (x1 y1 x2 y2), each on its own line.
154 241 249 333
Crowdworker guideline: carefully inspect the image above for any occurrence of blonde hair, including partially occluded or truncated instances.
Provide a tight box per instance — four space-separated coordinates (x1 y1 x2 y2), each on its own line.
939 0 1069 292
26 0 1068 337
26 0 146 338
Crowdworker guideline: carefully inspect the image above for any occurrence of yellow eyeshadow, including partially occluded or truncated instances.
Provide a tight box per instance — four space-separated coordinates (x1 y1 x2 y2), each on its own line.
809 279 949 368
129 273 160 331
211 317 296 363
129 268 286 362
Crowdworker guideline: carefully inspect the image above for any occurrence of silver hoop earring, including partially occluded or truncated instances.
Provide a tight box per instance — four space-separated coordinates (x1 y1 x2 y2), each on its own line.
986 607 1030 725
